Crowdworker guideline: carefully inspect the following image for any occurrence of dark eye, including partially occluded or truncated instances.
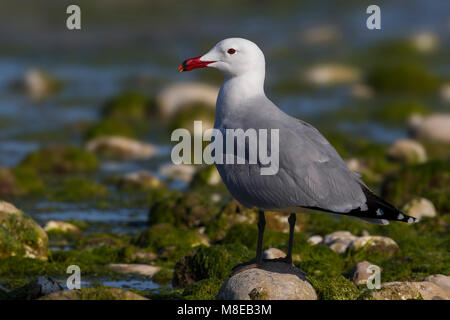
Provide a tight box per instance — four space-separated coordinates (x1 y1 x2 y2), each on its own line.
227 48 236 55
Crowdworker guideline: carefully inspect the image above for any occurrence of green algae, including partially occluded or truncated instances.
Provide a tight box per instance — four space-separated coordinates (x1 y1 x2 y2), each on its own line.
183 277 222 300
48 176 108 202
373 100 431 125
308 275 360 300
381 160 450 214
133 223 203 262
18 146 99 175
148 191 219 229
101 92 157 120
366 61 440 95
84 118 138 140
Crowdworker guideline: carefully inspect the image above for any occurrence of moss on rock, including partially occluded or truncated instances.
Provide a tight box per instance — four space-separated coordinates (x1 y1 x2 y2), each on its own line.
18 146 98 174
101 92 157 121
0 201 48 261
148 191 219 229
49 176 108 202
172 244 252 288
308 275 360 300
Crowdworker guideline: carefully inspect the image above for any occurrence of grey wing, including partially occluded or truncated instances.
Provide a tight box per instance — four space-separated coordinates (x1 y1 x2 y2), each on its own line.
217 116 367 213
278 119 367 213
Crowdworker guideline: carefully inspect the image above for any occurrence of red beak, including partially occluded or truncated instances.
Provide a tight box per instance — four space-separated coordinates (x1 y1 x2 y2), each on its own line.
178 56 215 72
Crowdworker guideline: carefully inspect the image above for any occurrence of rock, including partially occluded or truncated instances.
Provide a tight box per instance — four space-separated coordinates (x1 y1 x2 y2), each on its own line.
307 235 323 245
350 83 374 99
387 139 427 164
367 281 449 300
118 171 164 190
425 274 450 293
0 167 24 197
323 231 358 254
44 220 80 234
303 64 360 86
345 158 365 174
40 287 148 300
12 68 62 100
349 236 399 257
263 248 286 260
107 264 161 277
402 198 436 219
156 82 218 118
440 84 450 103
0 201 48 260
411 31 438 53
409 114 450 143
10 276 62 300
159 163 196 183
349 261 380 286
217 262 317 300
86 136 157 159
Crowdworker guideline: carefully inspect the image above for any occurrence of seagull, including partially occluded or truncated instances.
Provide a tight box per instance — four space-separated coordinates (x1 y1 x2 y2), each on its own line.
179 38 417 273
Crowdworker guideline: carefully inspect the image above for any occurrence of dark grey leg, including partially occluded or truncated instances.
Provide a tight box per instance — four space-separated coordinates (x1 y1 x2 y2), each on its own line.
285 213 296 264
230 210 266 276
255 210 266 265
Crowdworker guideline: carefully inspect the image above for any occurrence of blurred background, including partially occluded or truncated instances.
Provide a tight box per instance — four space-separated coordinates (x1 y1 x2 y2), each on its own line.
0 0 449 300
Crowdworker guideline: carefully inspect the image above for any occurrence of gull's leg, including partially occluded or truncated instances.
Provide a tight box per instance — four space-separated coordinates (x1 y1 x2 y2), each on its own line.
263 213 296 265
285 213 296 264
230 210 266 276
255 209 266 265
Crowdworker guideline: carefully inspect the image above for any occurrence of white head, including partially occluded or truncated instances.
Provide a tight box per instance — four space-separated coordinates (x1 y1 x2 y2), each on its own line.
179 38 265 79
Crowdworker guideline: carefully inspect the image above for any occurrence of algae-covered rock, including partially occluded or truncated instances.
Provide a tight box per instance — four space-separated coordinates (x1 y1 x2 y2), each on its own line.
40 287 148 300
308 275 359 300
402 197 436 219
349 236 399 258
44 221 81 235
183 278 222 300
364 281 449 300
387 139 427 164
172 244 252 288
86 136 157 159
217 262 317 300
148 192 218 229
8 276 62 300
0 201 48 260
118 171 164 190
133 223 206 261
19 145 98 174
101 92 156 120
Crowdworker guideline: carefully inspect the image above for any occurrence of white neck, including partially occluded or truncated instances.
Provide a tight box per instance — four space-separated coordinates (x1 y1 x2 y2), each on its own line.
216 70 266 122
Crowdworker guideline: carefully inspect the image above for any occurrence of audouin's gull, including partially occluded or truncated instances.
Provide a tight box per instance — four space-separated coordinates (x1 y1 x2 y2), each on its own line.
179 38 417 273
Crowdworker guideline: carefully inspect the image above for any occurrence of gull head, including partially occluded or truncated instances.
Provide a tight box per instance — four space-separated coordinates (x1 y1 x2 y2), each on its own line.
178 38 265 78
